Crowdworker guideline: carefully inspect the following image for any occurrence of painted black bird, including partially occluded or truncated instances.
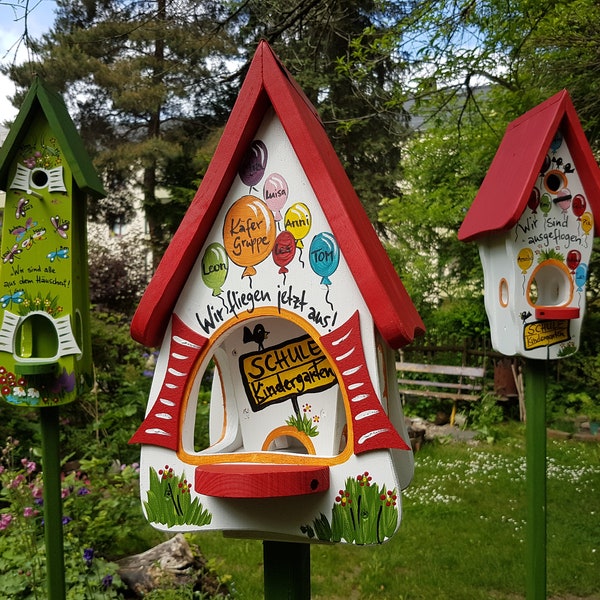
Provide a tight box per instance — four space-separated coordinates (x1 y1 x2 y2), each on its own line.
243 324 269 351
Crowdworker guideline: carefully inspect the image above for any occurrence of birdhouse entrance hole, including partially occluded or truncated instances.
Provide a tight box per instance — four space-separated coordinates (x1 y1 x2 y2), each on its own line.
527 260 579 320
182 315 349 466
14 313 59 374
30 168 49 188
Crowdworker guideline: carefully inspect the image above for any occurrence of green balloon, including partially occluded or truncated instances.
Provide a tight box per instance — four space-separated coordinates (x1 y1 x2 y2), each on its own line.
202 243 228 296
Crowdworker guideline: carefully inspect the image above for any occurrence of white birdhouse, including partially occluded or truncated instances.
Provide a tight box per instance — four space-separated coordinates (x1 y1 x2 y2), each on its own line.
459 91 600 359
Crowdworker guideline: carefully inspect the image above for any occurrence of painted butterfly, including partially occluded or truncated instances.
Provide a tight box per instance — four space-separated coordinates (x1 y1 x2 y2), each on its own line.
50 216 70 239
47 247 69 262
0 290 25 309
3 244 22 264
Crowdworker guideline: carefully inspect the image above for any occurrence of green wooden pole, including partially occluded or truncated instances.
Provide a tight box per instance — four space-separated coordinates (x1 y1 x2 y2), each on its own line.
263 541 310 599
41 406 66 600
524 358 547 600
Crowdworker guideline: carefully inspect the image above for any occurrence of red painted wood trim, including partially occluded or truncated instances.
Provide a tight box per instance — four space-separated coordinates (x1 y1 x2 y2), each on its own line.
459 90 600 242
195 464 330 498
321 311 411 454
535 307 580 320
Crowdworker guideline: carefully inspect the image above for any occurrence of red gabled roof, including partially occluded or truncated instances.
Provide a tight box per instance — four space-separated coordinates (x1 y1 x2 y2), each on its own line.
459 90 600 242
131 41 424 349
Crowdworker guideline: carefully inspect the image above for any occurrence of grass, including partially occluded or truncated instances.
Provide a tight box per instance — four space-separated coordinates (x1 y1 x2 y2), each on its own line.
192 423 599 599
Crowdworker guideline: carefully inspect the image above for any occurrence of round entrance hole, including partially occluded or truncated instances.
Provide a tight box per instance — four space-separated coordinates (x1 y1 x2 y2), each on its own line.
527 260 573 308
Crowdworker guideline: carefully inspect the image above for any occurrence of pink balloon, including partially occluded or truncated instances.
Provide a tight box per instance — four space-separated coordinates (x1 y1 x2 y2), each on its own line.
263 173 289 221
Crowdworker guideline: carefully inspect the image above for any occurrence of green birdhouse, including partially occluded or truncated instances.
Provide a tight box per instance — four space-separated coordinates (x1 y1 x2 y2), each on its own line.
0 78 105 406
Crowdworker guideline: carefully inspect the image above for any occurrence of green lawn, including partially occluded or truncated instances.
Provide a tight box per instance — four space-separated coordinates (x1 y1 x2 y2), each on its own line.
193 424 600 599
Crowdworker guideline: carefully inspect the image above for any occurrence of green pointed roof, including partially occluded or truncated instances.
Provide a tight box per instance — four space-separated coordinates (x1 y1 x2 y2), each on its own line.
0 77 105 198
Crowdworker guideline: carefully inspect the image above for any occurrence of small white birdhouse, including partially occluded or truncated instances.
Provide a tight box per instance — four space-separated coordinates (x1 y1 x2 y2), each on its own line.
459 91 600 359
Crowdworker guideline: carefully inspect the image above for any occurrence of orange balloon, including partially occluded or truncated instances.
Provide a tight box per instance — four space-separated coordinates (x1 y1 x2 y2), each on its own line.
223 195 276 277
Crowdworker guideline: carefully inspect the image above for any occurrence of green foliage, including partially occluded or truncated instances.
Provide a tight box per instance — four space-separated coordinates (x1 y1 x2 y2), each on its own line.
301 472 398 544
144 466 212 528
285 412 319 437
0 437 129 598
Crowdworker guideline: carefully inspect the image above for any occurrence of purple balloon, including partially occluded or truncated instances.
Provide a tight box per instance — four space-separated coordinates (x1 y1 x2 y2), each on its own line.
239 140 268 187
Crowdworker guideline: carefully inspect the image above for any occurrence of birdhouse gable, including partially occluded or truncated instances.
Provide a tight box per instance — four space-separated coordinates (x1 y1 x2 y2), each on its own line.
131 40 424 350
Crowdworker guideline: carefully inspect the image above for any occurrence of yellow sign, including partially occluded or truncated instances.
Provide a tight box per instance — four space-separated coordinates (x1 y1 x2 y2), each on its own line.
523 320 570 350
240 334 337 411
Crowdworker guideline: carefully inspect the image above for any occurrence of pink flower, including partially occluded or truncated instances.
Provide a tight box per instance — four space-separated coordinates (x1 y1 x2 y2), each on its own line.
23 507 38 518
21 458 36 473
0 514 13 530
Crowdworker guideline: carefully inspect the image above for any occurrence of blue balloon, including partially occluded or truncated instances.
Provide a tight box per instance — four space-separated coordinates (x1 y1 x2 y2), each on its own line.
575 263 588 291
309 232 340 285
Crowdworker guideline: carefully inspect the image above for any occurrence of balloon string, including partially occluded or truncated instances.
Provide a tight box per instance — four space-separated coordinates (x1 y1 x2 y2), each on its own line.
282 272 287 286
325 286 334 311
522 275 525 295
218 294 227 310
298 248 304 268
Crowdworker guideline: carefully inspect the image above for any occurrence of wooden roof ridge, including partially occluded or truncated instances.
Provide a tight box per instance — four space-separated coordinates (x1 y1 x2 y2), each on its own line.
131 40 424 348
459 89 600 242
0 76 105 199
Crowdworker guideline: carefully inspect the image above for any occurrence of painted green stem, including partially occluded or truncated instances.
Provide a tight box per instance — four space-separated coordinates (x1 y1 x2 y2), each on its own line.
524 358 547 600
41 406 66 600
263 541 310 599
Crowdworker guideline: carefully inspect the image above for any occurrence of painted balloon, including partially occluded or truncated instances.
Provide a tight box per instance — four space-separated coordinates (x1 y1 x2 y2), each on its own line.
555 188 572 213
517 248 534 274
575 263 588 291
309 231 340 285
272 230 296 274
223 195 276 278
239 140 268 187
540 154 551 175
566 249 581 273
539 193 552 215
263 173 289 221
550 131 563 152
201 242 229 296
572 194 586 219
581 212 594 235
284 202 312 249
528 187 540 213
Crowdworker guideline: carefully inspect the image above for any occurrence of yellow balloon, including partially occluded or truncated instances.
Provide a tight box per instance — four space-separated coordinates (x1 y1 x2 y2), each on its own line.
284 202 312 249
223 195 275 277
517 247 534 274
581 211 594 235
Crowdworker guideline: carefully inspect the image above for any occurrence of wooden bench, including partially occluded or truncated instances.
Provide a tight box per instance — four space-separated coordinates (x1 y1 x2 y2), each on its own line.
396 361 486 425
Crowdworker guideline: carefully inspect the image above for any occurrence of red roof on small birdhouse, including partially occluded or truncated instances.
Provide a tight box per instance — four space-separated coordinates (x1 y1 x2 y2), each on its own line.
458 90 600 242
131 41 424 348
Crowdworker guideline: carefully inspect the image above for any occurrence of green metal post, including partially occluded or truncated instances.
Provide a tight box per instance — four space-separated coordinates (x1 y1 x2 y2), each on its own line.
41 406 66 600
524 358 547 600
263 541 310 599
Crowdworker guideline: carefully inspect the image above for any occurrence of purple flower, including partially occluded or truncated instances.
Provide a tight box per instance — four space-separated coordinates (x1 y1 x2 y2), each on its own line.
62 516 72 525
83 548 94 566
102 574 113 588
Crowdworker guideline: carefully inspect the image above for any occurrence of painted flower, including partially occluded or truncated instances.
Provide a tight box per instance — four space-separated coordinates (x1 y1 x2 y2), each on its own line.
335 490 351 506
13 386 26 397
357 472 372 487
27 388 40 398
302 403 311 413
